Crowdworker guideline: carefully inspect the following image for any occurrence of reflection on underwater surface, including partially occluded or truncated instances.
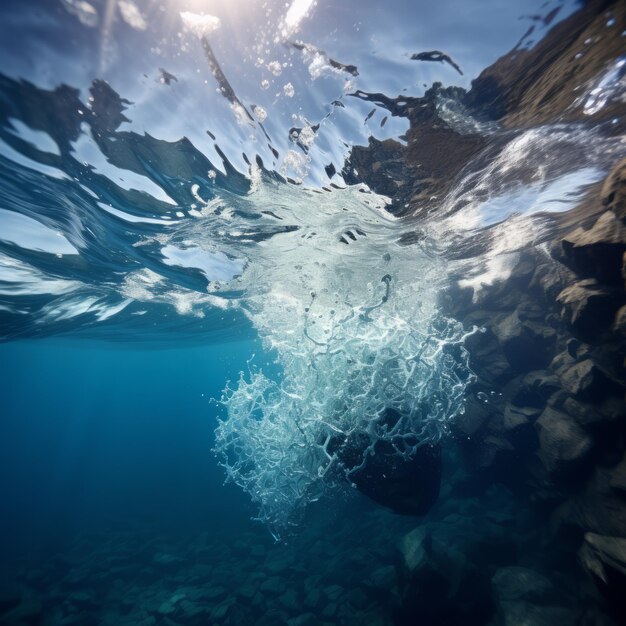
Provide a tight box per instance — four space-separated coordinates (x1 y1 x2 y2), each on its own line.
0 0 626 624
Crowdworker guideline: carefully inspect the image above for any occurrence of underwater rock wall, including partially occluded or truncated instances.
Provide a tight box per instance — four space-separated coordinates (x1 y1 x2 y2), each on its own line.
342 0 626 622
448 156 626 619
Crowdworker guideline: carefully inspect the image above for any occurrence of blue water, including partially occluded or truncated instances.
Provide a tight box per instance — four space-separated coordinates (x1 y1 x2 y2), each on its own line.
0 339 260 560
1 0 625 624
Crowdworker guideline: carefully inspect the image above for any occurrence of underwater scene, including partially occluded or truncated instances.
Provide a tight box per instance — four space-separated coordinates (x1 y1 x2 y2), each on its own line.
0 0 625 624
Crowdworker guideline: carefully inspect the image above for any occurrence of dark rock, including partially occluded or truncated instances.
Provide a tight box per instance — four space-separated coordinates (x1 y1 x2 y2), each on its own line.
535 407 593 479
562 211 626 286
323 584 343 602
364 566 397 592
259 576 284 595
557 359 619 402
453 395 494 437
346 437 442 516
465 327 516 387
531 260 578 300
287 614 318 626
397 526 429 576
491 567 555 604
580 533 626 621
613 305 626 336
502 404 542 431
609 455 626 493
178 599 209 621
557 279 625 338
563 396 624 429
474 435 515 471
345 83 486 218
278 588 299 610
553 466 626 538
209 598 235 621
395 523 494 626
495 601 578 626
512 370 561 408
601 157 626 222
493 311 556 371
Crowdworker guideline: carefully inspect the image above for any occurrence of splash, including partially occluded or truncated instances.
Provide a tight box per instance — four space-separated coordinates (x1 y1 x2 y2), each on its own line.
211 181 476 534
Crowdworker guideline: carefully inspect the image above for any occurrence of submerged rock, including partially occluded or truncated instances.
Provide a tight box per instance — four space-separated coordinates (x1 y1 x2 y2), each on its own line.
580 533 626 583
557 279 625 338
492 567 555 604
557 359 618 402
347 441 442 516
580 533 626 620
493 311 556 371
562 211 626 286
535 407 593 479
601 158 626 223
397 527 429 575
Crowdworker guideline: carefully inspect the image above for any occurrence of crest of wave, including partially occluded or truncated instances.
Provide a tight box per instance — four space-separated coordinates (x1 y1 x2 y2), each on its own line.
211 179 475 536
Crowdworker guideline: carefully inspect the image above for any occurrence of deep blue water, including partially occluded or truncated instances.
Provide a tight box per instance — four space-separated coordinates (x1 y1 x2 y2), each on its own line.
0 339 262 563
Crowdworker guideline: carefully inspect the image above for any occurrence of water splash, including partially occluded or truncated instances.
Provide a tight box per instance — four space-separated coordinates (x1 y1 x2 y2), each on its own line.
210 181 477 533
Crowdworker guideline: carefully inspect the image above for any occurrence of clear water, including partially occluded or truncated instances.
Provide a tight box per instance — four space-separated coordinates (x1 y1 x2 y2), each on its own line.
1 0 625 624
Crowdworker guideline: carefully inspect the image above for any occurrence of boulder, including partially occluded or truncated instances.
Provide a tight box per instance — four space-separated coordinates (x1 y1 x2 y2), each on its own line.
287 614 318 626
278 588 299 611
511 370 561 408
581 533 626 582
608 455 626 492
557 279 625 338
493 311 556 371
491 567 555 604
344 436 442 516
502 404 541 431
464 328 514 384
535 407 593 478
579 533 626 621
560 359 616 401
474 435 515 472
453 395 494 437
397 527 429 575
552 466 626 538
600 157 626 222
613 304 626 336
531 260 578 300
562 211 626 285
259 576 284 595
395 523 494 625
562 395 624 429
364 566 397 592
0 589 42 626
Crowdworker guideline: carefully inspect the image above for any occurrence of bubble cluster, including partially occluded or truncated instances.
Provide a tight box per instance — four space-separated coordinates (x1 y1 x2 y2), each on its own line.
215 309 475 535
211 182 476 536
